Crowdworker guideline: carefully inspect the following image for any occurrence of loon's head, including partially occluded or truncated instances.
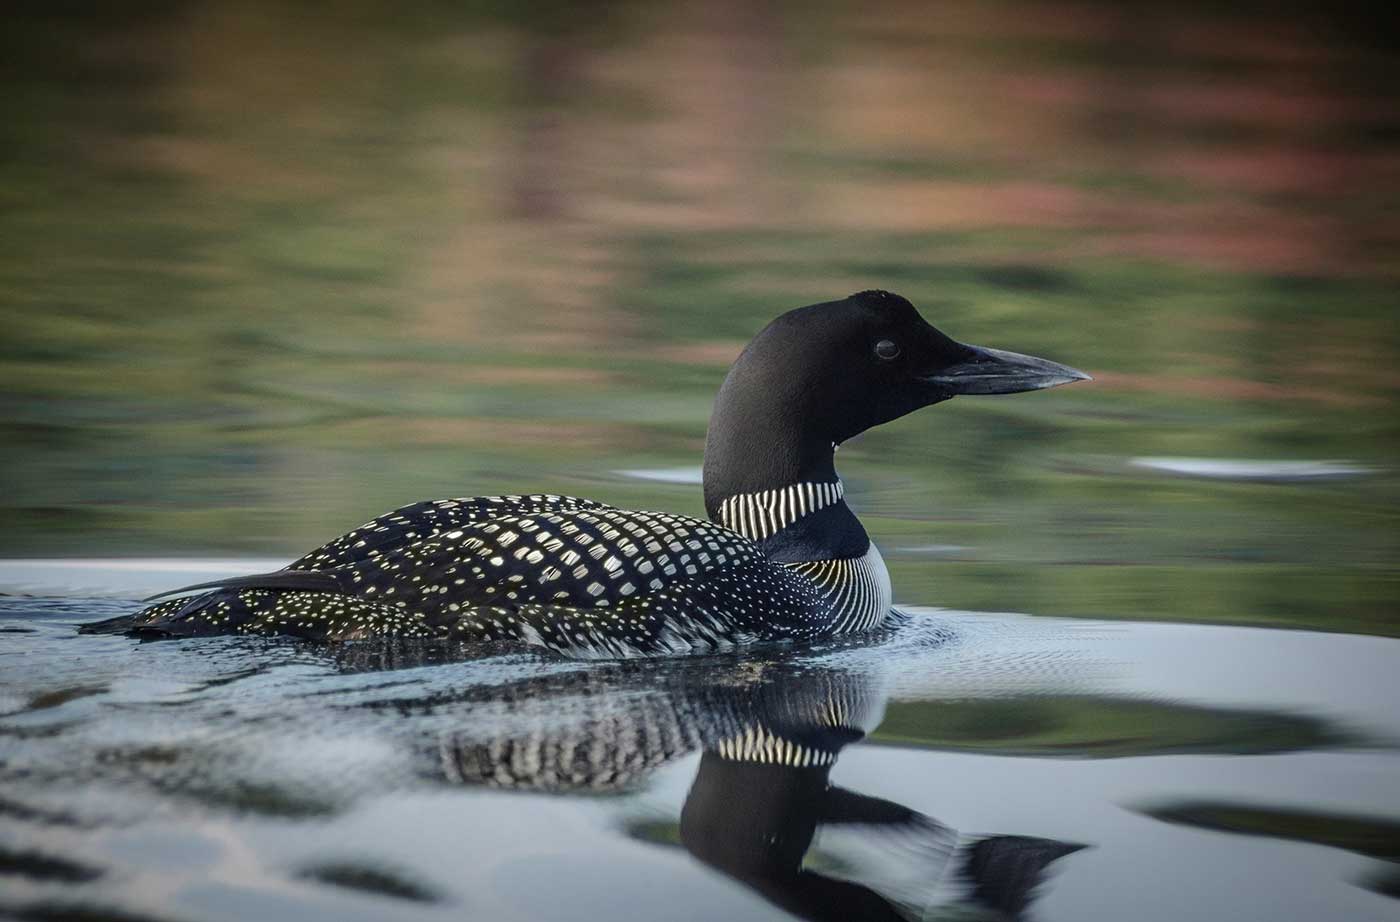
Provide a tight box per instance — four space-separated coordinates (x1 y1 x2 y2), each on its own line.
703 290 1090 517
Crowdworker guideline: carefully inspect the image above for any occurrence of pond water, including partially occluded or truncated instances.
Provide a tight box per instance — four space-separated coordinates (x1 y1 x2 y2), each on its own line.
2 567 1400 922
3 0 1398 639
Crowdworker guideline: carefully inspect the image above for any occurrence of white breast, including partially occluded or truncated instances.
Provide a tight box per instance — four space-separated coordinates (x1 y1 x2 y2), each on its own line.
781 541 893 635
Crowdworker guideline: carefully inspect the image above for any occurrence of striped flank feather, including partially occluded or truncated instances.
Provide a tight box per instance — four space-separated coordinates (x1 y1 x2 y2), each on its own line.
783 550 891 635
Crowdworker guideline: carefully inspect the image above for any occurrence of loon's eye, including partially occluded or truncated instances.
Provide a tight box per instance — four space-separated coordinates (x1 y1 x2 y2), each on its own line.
874 339 901 361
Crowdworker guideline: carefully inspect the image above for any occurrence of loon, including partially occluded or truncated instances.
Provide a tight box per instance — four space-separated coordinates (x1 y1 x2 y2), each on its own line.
82 290 1088 657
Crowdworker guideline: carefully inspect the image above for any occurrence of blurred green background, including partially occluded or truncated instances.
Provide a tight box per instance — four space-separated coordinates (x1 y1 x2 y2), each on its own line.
3 0 1397 634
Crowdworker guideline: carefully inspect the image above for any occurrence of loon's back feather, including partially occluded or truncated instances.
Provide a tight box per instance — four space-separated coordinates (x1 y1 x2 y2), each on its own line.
287 493 610 571
138 493 611 601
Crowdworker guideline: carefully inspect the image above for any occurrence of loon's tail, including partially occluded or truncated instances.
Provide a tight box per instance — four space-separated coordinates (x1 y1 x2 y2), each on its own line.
81 587 432 641
77 612 144 634
78 568 424 641
77 594 245 637
140 568 340 602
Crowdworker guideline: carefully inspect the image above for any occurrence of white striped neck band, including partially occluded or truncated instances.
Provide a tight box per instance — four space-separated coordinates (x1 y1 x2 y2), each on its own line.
716 480 845 542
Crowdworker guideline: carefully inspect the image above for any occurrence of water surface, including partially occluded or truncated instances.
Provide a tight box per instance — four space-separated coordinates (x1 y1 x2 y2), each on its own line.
3 568 1399 922
3 0 1398 637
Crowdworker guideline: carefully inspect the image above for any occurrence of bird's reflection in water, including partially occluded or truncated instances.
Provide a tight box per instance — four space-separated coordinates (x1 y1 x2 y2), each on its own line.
435 655 1083 920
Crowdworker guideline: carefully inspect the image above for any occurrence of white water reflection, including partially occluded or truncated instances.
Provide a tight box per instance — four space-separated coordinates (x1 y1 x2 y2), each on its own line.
1131 458 1371 482
614 468 705 485
0 558 289 599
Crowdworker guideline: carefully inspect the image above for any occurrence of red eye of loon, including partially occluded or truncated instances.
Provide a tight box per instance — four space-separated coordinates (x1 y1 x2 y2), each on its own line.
874 339 901 360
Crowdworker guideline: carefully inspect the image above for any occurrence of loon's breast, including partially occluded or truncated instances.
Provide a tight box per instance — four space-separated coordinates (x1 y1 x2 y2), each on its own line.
717 479 894 636
781 543 893 635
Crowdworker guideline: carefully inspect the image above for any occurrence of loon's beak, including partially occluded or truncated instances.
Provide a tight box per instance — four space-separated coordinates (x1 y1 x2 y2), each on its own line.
922 344 1091 396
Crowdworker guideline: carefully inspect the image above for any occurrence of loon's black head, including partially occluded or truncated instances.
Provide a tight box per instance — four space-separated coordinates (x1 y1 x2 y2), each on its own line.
703 290 1089 516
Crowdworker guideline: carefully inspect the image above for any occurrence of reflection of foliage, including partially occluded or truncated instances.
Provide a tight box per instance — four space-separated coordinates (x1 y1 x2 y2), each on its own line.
1364 865 1400 900
297 860 444 904
1142 802 1400 862
1 902 184 922
82 744 342 819
870 696 1355 757
1145 800 1400 901
2 2 1397 640
0 846 103 884
623 817 683 847
885 563 1400 638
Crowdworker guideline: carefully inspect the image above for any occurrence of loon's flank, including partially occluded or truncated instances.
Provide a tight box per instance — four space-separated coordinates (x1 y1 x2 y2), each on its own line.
82 290 1089 657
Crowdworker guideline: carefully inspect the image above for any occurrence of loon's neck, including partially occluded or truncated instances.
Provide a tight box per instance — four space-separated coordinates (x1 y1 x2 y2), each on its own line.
702 428 870 562
710 476 870 563
702 334 870 562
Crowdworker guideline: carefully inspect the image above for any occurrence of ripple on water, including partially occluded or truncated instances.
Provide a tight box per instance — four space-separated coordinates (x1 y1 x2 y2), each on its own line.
2 595 1399 922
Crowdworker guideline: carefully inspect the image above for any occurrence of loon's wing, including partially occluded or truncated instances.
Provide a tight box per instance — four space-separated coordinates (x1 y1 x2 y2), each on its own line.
136 494 613 602
326 505 764 616
288 494 611 571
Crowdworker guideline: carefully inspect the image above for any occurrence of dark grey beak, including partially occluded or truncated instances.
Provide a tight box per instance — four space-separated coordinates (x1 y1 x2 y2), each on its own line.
922 345 1092 396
